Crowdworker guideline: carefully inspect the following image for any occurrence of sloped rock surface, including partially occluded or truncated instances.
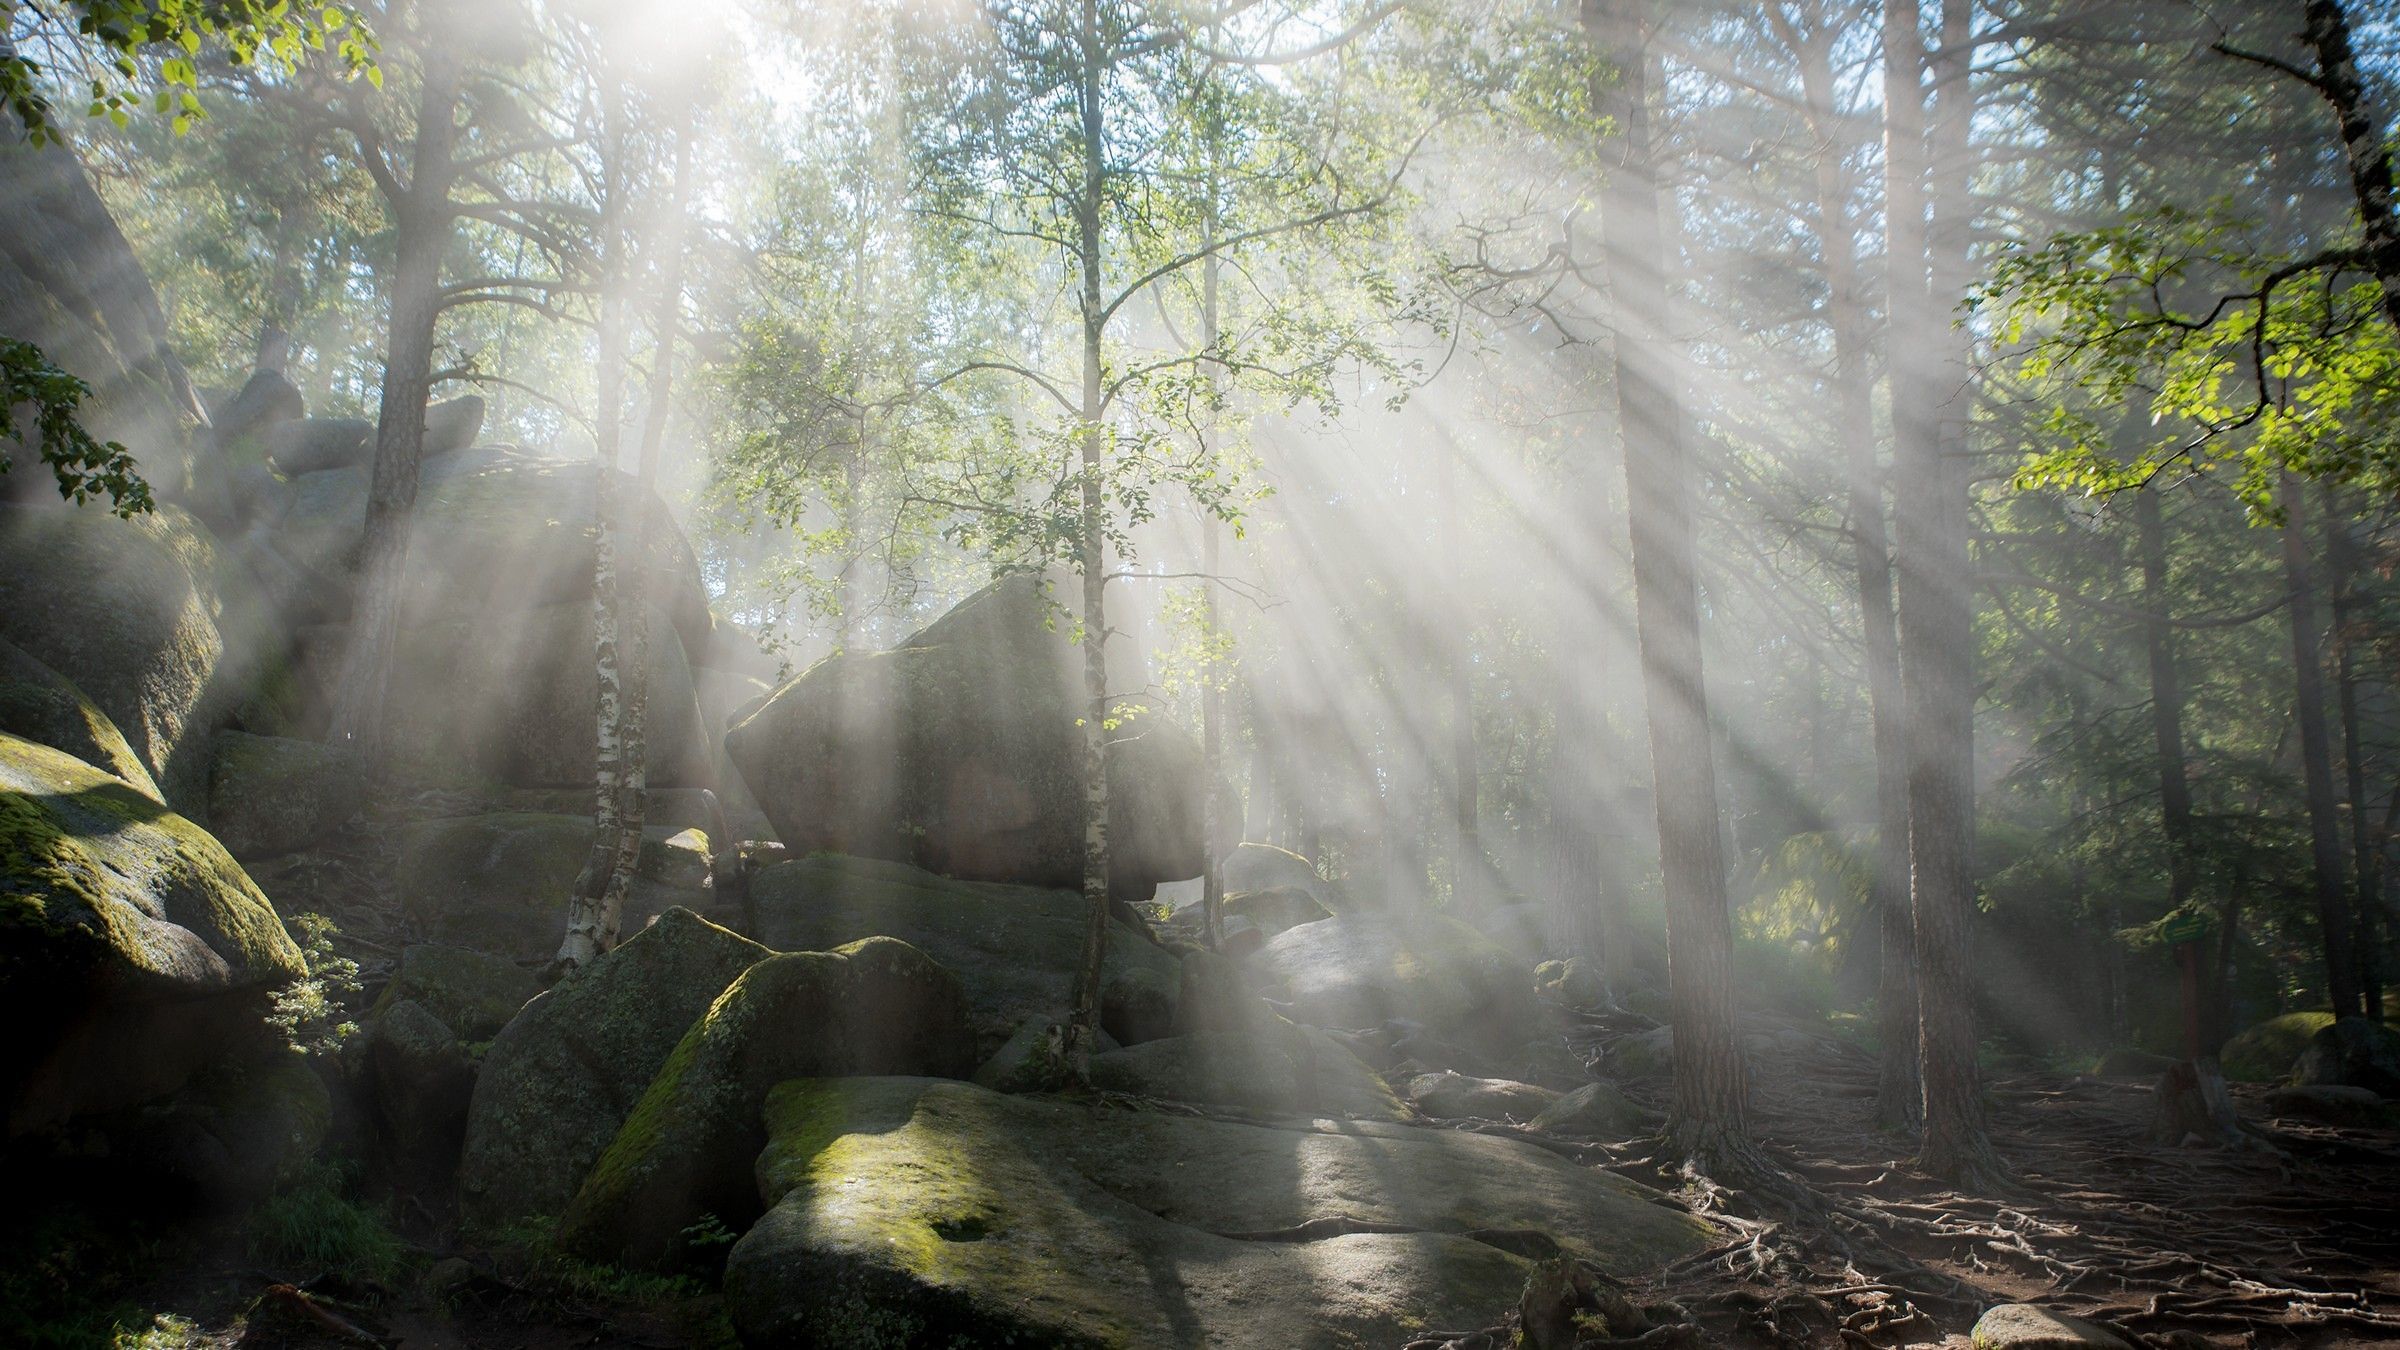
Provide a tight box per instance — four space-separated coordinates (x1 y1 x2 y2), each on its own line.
0 635 162 799
724 1077 1714 1349
1089 1026 1408 1122
1255 910 1538 1054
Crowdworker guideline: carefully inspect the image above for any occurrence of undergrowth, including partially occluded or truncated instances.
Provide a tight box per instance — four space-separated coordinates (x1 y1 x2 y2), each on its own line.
245 1162 412 1287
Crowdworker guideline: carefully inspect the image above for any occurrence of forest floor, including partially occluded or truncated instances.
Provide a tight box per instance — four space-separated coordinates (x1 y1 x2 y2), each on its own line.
1508 1012 2400 1348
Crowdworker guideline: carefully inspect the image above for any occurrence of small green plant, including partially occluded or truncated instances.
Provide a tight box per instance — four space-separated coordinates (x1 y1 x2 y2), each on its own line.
267 913 363 1056
246 1164 411 1287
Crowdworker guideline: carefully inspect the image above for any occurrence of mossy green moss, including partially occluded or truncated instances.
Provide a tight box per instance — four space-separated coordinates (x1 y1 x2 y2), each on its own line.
0 638 162 800
2222 1012 2338 1082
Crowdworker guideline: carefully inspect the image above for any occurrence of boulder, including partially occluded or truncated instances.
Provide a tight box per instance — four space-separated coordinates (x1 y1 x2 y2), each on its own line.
1222 841 1339 912
1531 1082 1649 1137
421 394 486 457
1226 885 1332 938
1089 1026 1409 1122
1 733 306 1133
2220 1011 2335 1082
266 416 373 476
0 635 162 798
724 574 1209 899
106 1047 331 1205
2293 1017 2400 1098
1969 1303 2133 1349
1533 956 1608 1010
395 812 717 963
1610 1027 1676 1080
749 853 1183 1057
1254 911 1538 1055
1510 1035 1595 1089
2264 1084 2395 1128
363 998 476 1188
1407 1070 1559 1122
209 369 304 452
0 502 260 814
559 938 976 1269
372 943 539 1043
205 731 363 859
723 1077 1715 1349
458 908 768 1232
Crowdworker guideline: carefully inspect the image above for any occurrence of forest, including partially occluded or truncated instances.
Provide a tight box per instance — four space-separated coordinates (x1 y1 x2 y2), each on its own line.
2 0 2398 1346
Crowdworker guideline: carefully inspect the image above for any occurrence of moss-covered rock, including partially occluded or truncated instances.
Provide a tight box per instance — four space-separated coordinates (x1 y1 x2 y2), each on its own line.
363 997 475 1187
457 908 768 1233
1 732 304 1132
1533 956 1608 1010
372 942 540 1042
1089 1025 1409 1122
1254 911 1539 1055
0 637 163 799
1969 1303 2134 1348
0 502 256 814
109 1045 332 1205
2294 1017 2400 1097
2220 1011 2336 1082
1530 1082 1649 1138
724 574 1211 898
395 812 717 963
1222 842 1341 913
204 731 363 860
560 938 975 1269
1221 885 1331 939
749 852 1181 1058
724 1077 1716 1349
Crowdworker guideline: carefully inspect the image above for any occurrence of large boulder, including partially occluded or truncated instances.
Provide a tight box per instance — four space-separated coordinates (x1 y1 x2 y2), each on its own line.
0 733 305 1133
2221 1011 2335 1082
205 731 363 859
362 997 477 1188
748 853 1182 1057
1969 1304 2134 1349
371 943 540 1043
0 502 266 814
395 812 719 963
1223 841 1341 912
1254 911 1539 1055
723 1077 1715 1349
725 575 1210 898
421 394 486 457
2294 1017 2400 1098
1406 1070 1559 1122
560 938 976 1269
265 416 372 476
0 635 162 799
458 908 767 1232
1088 1026 1408 1122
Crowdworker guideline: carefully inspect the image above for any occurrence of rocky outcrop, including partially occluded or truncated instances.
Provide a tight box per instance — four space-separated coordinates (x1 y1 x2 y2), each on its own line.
723 1076 1715 1349
0 502 271 814
1407 1070 1559 1122
747 852 1183 1057
370 943 540 1043
1223 841 1340 912
395 812 719 963
1530 1082 1648 1137
1253 910 1538 1054
2294 1017 2400 1098
0 635 162 798
1969 1303 2133 1348
362 998 476 1188
559 938 975 1269
0 732 305 1133
458 908 768 1232
725 575 1212 898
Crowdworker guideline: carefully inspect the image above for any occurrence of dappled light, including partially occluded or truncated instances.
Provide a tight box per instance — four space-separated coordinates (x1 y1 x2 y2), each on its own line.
3 1 2400 1347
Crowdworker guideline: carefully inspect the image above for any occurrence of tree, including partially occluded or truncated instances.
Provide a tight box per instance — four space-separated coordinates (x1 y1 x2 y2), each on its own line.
888 0 1411 1079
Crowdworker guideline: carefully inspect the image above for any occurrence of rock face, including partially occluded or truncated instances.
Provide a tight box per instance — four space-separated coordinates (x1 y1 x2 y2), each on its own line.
749 852 1183 1057
395 812 718 963
0 636 163 799
0 503 266 814
266 417 373 476
363 998 477 1187
1223 841 1341 912
421 394 486 457
0 732 305 1133
2294 1017 2400 1098
726 575 1211 898
205 731 363 859
458 909 768 1231
560 938 976 1269
371 943 540 1043
1089 1026 1409 1122
1254 911 1538 1053
723 1077 1715 1349
2220 1011 2335 1082
1531 1082 1648 1137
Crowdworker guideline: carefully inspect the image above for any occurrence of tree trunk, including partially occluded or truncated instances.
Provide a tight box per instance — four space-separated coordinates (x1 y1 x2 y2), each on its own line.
1199 167 1227 952
1434 423 1482 906
2285 478 2365 1017
1582 0 1751 1171
1062 0 1115 1085
1887 0 2001 1186
327 38 462 763
2136 487 2201 922
2324 486 2386 1021
556 74 635 975
1792 15 1916 1131
2299 0 2400 337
